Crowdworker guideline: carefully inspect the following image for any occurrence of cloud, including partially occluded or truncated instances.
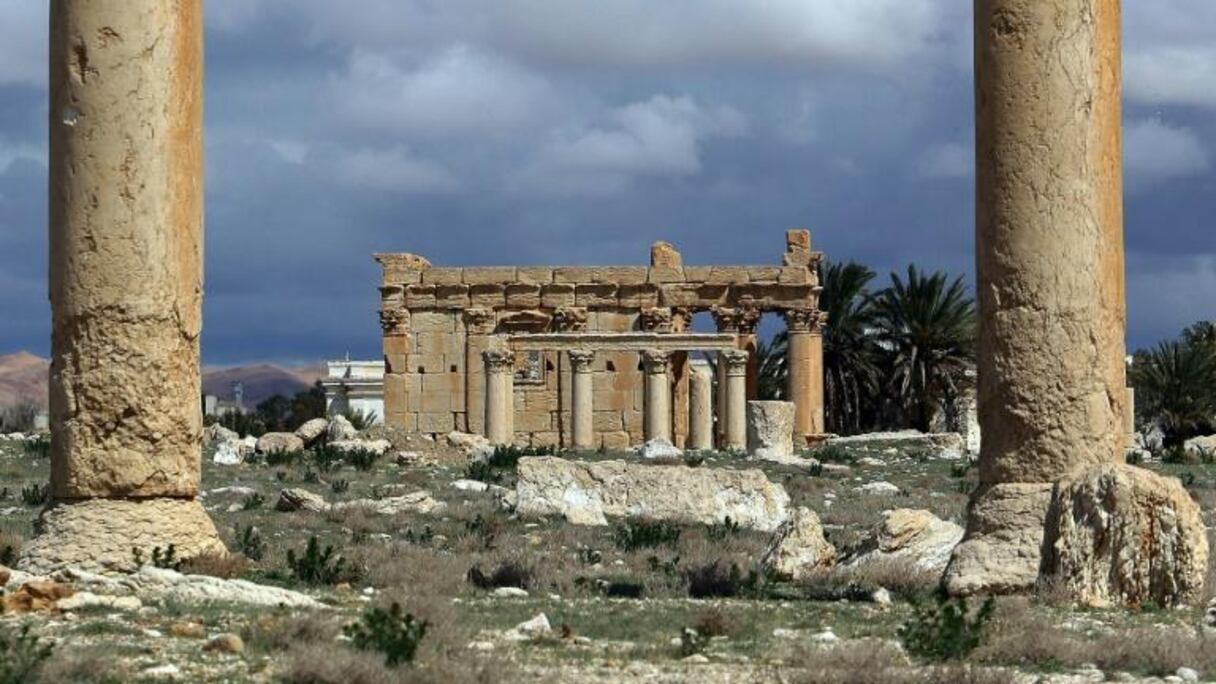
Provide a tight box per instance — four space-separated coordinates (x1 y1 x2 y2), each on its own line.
0 4 45 88
1126 48 1216 109
1124 119 1210 188
915 142 972 179
333 148 460 194
1127 254 1216 347
332 46 557 139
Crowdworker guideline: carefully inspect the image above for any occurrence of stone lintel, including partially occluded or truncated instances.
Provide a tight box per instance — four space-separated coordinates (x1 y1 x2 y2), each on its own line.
508 332 738 353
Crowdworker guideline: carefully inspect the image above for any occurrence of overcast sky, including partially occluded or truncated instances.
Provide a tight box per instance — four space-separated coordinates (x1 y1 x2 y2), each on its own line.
1 2 1214 364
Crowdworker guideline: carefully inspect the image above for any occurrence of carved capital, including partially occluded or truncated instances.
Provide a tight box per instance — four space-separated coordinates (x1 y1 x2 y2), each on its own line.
784 308 827 334
379 307 410 336
482 349 516 373
640 349 672 374
671 307 692 333
553 306 588 332
721 349 749 374
464 307 497 334
712 305 761 335
568 349 596 373
639 307 673 332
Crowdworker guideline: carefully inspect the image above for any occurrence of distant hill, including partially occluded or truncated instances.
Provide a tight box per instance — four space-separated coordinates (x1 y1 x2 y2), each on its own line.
0 352 324 409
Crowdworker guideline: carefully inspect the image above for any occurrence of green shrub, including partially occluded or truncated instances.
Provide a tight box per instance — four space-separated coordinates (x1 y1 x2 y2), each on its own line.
463 444 555 483
0 544 15 567
330 479 350 495
20 483 48 507
678 627 709 658
706 517 741 541
235 525 266 562
133 544 182 571
22 435 50 459
466 561 532 590
809 444 856 464
308 446 346 473
612 520 681 551
344 602 427 667
342 408 379 432
898 592 995 661
0 624 54 684
287 536 351 586
266 449 305 467
341 448 380 472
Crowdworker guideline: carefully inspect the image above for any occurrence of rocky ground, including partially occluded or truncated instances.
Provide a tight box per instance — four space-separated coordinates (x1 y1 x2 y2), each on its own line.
3 427 1216 683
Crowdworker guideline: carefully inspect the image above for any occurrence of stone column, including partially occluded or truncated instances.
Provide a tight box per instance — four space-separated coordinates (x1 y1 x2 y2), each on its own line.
642 349 672 443
569 349 596 451
21 0 224 572
947 0 1207 606
785 309 826 441
722 350 749 450
688 361 714 451
464 308 496 435
483 349 515 445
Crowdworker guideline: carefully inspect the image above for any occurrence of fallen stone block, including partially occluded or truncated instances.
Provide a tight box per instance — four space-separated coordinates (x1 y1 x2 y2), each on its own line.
747 401 796 463
762 507 836 580
848 508 964 574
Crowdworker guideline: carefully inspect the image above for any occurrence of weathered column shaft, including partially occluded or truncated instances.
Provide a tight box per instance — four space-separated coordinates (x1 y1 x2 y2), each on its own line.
642 350 672 443
464 309 496 435
483 349 515 445
785 309 826 440
722 350 749 450
975 0 1126 486
569 350 595 450
49 0 205 499
688 362 714 451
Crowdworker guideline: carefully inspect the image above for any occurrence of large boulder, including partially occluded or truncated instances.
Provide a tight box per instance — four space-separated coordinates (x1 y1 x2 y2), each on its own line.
275 488 329 513
329 438 393 456
762 507 837 580
514 457 790 531
212 441 244 466
747 401 797 463
294 418 330 447
944 483 1054 597
1043 463 1209 608
255 432 304 455
827 430 966 453
848 509 964 574
1184 435 1216 458
636 439 683 461
327 415 358 442
204 423 239 446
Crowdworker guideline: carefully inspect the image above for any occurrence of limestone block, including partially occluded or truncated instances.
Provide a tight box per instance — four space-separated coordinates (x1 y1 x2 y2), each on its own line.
594 411 623 432
469 284 507 308
530 432 560 448
594 311 636 333
506 284 542 308
648 266 686 284
517 267 554 284
418 412 455 434
848 509 964 574
601 432 631 451
421 268 464 286
747 401 797 463
463 267 518 285
683 266 712 282
747 267 781 283
327 415 358 442
412 355 447 375
1044 463 1208 607
618 284 661 308
404 285 437 308
412 311 457 333
1184 435 1216 458
762 507 836 580
18 499 225 574
778 267 812 285
204 424 239 446
255 433 304 455
591 267 648 285
541 284 576 308
515 408 553 433
575 284 618 307
944 483 1054 596
515 457 790 531
434 284 470 309
294 419 329 447
650 241 683 268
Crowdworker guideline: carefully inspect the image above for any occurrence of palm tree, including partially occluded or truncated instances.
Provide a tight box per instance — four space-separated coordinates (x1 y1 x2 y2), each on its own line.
819 261 882 434
1130 338 1216 446
871 265 976 432
755 336 787 400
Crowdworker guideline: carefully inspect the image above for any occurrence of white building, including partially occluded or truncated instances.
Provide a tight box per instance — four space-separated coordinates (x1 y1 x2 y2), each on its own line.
321 358 385 425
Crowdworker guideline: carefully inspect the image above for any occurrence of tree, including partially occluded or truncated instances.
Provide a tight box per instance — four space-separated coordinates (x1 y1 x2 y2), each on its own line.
871 265 976 432
819 261 882 434
755 337 787 401
1130 337 1216 447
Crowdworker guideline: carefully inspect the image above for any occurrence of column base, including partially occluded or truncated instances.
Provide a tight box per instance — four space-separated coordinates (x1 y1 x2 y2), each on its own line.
943 482 1053 597
18 497 226 575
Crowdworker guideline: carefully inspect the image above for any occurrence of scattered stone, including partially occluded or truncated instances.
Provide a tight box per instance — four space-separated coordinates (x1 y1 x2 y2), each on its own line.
857 457 885 467
762 507 837 580
255 432 304 455
276 488 329 513
169 622 207 638
203 633 245 654
204 424 239 446
59 566 322 609
1176 668 1200 683
827 430 966 452
329 438 393 456
747 401 796 463
849 509 964 574
493 587 529 598
515 457 790 532
142 664 182 679
636 438 683 461
505 613 552 641
205 486 258 498
858 481 900 496
447 431 490 453
452 479 490 493
871 587 893 609
396 451 421 466
468 641 496 652
682 654 710 664
809 630 840 644
56 591 142 612
0 580 74 613
1184 435 1216 458
212 441 244 466
327 415 358 442
334 491 446 516
295 418 330 446
1044 463 1209 607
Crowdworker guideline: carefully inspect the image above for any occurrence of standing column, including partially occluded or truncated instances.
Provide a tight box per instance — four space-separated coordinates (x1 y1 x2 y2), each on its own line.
641 350 672 443
483 349 516 445
785 309 826 441
946 0 1127 595
464 309 496 435
569 349 596 451
722 350 749 450
22 0 224 573
688 361 714 451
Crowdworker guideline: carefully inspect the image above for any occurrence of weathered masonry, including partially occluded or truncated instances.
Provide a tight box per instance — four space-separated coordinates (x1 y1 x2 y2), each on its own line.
375 231 826 449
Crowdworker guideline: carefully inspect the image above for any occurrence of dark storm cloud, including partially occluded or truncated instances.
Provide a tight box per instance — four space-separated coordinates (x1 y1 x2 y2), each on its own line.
0 2 1213 364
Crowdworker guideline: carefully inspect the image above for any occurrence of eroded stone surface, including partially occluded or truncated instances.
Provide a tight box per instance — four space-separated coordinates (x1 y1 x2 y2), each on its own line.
1044 463 1208 607
945 483 1054 596
848 509 963 574
762 507 836 580
747 401 796 463
515 457 789 531
255 432 304 455
294 418 329 446
18 498 225 574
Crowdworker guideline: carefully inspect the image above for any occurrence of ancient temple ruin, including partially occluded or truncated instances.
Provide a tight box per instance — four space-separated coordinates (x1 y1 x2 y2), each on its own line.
375 232 827 449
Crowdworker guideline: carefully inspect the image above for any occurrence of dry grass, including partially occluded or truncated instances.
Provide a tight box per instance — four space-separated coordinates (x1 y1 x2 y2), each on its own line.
179 551 251 579
790 639 1015 684
35 645 134 683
